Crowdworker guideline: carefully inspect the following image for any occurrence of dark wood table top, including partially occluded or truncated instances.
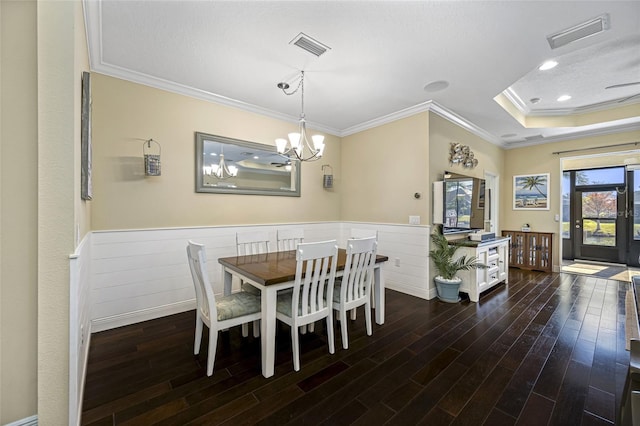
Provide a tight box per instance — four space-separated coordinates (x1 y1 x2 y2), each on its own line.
218 248 389 286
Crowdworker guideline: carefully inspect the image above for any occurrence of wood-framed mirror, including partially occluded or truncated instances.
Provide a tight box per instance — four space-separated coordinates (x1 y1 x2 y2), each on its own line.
195 132 301 196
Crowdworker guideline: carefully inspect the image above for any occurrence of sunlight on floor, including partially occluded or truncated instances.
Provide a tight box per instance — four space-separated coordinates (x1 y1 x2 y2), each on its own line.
562 263 608 274
561 261 640 282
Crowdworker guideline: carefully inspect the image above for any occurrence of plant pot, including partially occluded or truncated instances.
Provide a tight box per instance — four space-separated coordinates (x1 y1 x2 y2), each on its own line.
434 276 462 303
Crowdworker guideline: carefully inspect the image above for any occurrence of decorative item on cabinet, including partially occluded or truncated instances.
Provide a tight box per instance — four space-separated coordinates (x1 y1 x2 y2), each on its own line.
502 230 553 272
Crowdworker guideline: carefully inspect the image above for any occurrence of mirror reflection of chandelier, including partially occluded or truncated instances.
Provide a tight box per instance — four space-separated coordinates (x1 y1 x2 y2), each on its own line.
203 145 238 179
275 71 325 162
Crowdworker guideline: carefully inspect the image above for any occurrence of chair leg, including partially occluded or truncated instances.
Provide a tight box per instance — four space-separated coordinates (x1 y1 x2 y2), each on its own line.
309 322 315 333
194 316 204 355
340 308 349 349
327 312 335 355
253 320 260 338
207 327 217 376
292 325 300 371
365 301 372 336
350 308 357 321
300 324 307 334
242 323 249 337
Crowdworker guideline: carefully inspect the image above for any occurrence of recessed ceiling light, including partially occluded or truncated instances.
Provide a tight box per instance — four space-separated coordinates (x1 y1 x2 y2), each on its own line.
253 156 259 160
210 153 217 156
424 80 449 93
557 95 572 102
538 60 558 71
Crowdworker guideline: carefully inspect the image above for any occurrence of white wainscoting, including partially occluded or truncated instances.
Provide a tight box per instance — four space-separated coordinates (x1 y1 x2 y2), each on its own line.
89 222 430 332
69 233 92 426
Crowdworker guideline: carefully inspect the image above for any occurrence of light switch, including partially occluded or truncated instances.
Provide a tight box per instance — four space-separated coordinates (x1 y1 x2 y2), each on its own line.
554 214 560 222
409 215 420 225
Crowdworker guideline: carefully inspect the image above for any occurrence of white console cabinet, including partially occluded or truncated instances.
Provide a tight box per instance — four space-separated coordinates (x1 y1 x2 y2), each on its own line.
453 237 509 302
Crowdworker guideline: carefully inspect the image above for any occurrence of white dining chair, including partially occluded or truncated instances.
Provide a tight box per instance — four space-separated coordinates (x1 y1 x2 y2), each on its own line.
350 228 378 240
187 241 261 376
276 240 338 371
332 237 377 349
235 231 269 337
236 231 271 256
277 228 304 251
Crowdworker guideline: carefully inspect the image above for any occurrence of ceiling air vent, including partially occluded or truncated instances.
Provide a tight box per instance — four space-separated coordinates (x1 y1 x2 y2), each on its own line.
290 33 331 57
524 134 544 141
547 14 610 49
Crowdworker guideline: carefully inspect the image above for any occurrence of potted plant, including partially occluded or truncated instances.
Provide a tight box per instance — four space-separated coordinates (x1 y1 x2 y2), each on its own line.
429 225 486 303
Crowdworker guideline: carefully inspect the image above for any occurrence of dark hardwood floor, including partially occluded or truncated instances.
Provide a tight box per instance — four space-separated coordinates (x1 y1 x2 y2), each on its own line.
81 269 631 425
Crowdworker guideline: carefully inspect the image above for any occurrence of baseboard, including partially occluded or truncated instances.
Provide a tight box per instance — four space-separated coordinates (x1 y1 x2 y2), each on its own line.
386 282 431 300
75 325 92 426
4 415 37 426
92 299 196 332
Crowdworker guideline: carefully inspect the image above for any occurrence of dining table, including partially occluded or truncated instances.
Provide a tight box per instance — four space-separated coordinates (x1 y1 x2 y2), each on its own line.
218 248 389 378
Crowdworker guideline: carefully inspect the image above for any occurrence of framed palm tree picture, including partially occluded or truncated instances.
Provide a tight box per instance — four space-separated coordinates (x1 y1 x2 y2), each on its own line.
513 173 549 210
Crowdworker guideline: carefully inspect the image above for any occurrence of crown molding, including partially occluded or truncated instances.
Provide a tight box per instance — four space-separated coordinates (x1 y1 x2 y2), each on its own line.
93 61 342 136
502 120 640 149
339 101 433 137
84 0 635 150
427 102 503 146
339 101 504 146
502 87 640 117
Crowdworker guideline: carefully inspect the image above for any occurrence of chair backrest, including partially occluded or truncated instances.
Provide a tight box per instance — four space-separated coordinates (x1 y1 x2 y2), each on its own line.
291 240 338 320
236 231 271 256
186 241 217 322
277 228 304 251
340 237 378 303
350 228 378 240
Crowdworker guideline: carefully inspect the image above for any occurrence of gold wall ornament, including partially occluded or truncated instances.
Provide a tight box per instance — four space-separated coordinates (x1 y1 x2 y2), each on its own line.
449 142 478 169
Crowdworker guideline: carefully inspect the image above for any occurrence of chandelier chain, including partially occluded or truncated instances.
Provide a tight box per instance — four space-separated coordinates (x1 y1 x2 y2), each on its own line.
275 70 324 162
280 71 304 97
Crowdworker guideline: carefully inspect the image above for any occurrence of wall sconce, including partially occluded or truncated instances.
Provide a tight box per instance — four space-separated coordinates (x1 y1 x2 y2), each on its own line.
449 142 478 169
143 139 161 176
322 164 333 188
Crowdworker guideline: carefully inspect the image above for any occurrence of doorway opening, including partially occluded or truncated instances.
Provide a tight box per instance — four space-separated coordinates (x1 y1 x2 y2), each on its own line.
561 151 640 276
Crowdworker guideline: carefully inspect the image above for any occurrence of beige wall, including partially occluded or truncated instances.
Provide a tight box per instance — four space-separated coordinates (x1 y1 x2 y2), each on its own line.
90 74 341 230
1 3 637 423
428 113 504 224
37 0 89 424
563 150 640 170
502 130 640 270
1 1 88 424
75 0 91 242
1 1 38 423
340 113 430 224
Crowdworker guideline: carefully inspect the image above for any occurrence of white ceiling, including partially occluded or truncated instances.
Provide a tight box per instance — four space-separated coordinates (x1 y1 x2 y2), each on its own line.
83 0 640 148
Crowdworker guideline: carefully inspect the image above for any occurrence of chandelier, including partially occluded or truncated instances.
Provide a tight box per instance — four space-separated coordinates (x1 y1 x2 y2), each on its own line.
275 71 325 161
204 145 238 179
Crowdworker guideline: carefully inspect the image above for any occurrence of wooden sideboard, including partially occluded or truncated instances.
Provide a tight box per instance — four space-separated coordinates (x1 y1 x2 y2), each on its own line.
501 230 553 273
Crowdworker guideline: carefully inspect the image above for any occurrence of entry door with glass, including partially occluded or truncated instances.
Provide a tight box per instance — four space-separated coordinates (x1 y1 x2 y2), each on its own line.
627 167 640 267
572 167 627 263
